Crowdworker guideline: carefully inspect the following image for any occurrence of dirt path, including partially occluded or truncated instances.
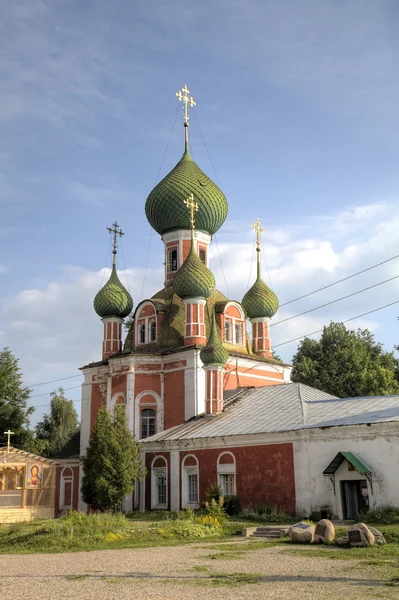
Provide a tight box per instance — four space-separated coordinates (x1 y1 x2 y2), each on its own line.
0 541 395 599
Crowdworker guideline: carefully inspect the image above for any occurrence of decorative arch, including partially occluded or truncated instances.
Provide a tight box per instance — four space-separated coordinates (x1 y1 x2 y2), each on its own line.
111 392 126 414
135 390 162 439
60 466 74 508
134 301 157 347
217 451 236 497
182 454 199 508
151 455 168 509
222 302 246 345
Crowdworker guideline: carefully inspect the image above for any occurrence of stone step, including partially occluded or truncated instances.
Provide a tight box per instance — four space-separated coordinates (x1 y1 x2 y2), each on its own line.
251 533 281 538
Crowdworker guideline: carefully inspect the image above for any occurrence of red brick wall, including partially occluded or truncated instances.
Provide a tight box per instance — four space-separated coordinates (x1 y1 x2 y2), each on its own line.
55 464 80 515
163 369 185 429
179 443 295 514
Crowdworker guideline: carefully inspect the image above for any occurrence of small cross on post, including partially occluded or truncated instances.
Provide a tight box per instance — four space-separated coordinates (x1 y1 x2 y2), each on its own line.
176 84 196 124
107 221 124 261
4 430 14 454
251 217 264 252
183 193 199 229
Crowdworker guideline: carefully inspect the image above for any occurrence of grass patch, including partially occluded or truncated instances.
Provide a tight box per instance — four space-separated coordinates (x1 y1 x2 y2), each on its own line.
205 572 263 586
192 565 210 572
204 551 247 560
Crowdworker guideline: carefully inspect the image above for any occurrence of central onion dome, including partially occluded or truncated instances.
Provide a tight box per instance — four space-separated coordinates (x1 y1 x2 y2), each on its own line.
94 264 133 319
173 230 216 299
145 148 228 236
200 308 229 366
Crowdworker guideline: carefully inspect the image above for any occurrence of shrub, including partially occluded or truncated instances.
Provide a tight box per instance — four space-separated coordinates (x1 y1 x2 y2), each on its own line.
224 495 242 516
240 504 292 524
205 483 223 504
204 497 227 523
359 505 399 525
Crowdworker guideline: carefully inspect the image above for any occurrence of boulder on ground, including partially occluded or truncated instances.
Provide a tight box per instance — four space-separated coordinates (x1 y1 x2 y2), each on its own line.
288 522 315 543
368 526 386 545
347 523 375 547
336 536 349 547
314 519 335 544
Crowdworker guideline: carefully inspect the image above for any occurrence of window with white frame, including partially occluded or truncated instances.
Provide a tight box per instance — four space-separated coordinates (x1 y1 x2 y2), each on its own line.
182 455 199 508
224 315 244 345
60 467 73 508
157 472 167 505
151 457 168 509
141 408 156 438
217 452 236 497
167 248 178 272
150 320 157 342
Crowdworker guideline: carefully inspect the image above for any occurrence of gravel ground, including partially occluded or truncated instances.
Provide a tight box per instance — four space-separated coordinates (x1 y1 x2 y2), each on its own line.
0 541 396 600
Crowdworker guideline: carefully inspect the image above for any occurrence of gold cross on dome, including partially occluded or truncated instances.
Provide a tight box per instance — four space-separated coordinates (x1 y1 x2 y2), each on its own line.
251 218 264 249
4 430 14 453
107 221 124 255
176 84 196 124
184 193 199 229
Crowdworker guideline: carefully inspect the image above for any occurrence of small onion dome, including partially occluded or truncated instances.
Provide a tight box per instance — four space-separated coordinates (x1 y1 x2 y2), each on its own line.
93 264 133 319
200 309 229 366
242 270 279 319
145 149 228 236
173 233 216 300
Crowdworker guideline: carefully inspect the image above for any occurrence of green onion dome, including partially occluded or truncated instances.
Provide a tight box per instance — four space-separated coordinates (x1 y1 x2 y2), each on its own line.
242 264 279 319
173 231 216 300
145 149 228 236
200 309 229 366
93 264 133 319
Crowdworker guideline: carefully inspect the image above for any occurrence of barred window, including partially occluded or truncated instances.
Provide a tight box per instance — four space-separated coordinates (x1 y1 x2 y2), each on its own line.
139 323 146 344
188 472 198 504
219 473 236 496
157 473 167 505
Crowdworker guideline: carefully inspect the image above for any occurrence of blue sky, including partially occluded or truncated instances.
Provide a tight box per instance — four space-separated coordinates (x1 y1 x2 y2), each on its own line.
1 0 399 425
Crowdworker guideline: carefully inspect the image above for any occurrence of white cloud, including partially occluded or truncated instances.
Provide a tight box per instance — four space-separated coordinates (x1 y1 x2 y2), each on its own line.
2 199 399 423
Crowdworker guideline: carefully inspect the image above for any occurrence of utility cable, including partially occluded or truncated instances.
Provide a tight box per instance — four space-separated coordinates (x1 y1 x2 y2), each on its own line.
98 235 112 290
280 253 399 308
271 274 399 328
273 299 399 349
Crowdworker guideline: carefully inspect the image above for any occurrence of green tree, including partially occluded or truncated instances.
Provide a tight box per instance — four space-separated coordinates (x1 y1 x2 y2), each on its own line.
33 387 79 457
81 405 145 512
0 347 34 450
291 322 399 397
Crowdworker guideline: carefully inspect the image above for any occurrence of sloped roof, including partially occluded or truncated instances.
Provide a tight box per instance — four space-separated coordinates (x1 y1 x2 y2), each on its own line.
52 431 81 459
143 383 399 443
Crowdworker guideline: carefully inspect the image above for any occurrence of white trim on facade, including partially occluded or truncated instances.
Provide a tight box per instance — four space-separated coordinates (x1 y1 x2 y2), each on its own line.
135 390 162 439
60 466 74 509
151 455 168 510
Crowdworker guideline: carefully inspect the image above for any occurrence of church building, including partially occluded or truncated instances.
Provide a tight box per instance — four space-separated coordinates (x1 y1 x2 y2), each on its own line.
51 86 399 521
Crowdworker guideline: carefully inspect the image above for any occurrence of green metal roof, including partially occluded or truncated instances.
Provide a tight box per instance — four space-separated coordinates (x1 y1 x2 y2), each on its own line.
173 231 216 300
241 261 279 319
323 451 372 475
200 308 229 366
93 264 133 319
145 149 228 236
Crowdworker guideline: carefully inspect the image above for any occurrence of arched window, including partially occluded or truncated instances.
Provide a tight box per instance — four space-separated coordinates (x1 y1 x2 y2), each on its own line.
139 323 146 344
224 320 232 343
182 455 199 508
60 467 73 508
151 456 168 509
141 408 156 439
217 452 236 497
150 320 157 342
113 394 126 414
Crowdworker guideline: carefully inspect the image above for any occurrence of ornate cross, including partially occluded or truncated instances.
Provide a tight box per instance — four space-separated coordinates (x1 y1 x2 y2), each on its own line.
251 218 264 250
176 84 196 124
107 221 124 255
184 193 199 229
4 430 14 453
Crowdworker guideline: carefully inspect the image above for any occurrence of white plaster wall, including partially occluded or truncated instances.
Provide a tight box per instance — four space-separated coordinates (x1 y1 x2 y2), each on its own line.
80 373 92 456
293 424 399 518
184 349 206 420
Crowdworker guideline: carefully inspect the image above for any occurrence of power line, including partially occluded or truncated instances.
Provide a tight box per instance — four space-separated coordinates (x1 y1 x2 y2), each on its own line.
273 299 399 349
280 253 399 308
28 374 82 388
30 385 81 400
271 274 399 328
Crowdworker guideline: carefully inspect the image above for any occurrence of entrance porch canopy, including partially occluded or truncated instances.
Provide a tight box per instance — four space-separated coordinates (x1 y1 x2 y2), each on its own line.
323 451 373 493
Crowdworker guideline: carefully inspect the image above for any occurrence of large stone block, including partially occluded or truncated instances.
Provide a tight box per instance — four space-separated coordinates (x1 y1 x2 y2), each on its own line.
347 523 375 547
368 527 386 545
314 519 335 544
288 522 315 543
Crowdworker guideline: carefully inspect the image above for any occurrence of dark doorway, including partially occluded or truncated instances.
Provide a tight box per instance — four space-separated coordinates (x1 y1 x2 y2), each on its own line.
341 480 369 519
